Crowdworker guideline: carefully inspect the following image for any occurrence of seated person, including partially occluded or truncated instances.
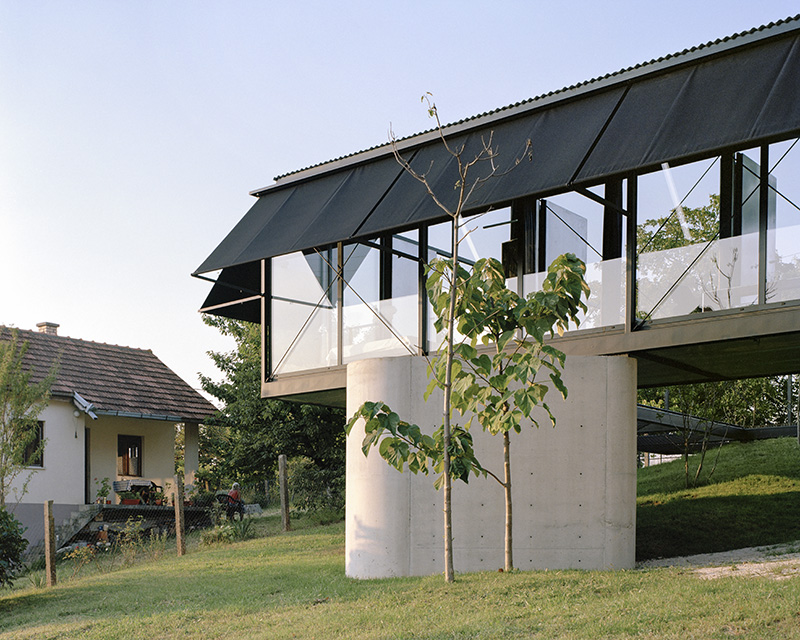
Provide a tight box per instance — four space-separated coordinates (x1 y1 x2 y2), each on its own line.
227 482 242 505
225 482 244 519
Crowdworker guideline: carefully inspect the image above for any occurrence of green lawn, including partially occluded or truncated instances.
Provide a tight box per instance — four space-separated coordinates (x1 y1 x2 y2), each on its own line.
637 437 800 560
1 439 799 639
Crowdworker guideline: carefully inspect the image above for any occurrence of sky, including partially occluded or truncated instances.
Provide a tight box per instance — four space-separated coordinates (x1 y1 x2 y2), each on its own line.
1 1 798 397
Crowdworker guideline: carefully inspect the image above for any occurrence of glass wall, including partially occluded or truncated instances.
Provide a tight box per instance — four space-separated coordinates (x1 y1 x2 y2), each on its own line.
425 210 513 350
266 137 800 378
342 234 419 364
767 138 800 303
636 155 760 319
525 189 625 329
271 249 338 375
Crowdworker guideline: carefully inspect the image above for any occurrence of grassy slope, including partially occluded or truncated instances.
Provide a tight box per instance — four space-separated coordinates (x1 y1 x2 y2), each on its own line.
1 439 799 639
2 518 800 640
637 437 800 560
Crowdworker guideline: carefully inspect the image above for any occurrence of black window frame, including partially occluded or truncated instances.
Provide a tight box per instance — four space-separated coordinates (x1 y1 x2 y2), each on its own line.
23 421 44 468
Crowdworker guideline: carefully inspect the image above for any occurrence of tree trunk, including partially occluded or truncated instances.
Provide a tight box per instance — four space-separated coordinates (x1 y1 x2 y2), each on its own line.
441 217 459 583
503 431 513 571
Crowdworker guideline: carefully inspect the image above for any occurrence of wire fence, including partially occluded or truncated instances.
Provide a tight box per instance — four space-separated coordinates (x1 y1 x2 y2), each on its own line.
15 466 343 567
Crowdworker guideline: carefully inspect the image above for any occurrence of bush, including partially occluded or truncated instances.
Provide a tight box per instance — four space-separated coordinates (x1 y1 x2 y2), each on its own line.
289 457 345 513
0 506 28 587
201 524 235 545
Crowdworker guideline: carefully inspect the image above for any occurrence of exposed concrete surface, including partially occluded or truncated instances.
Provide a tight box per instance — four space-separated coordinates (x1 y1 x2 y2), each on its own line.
345 353 637 578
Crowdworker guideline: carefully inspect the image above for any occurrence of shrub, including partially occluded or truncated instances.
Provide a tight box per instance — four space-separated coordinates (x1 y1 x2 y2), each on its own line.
201 524 235 545
0 506 28 587
230 518 254 541
289 457 345 513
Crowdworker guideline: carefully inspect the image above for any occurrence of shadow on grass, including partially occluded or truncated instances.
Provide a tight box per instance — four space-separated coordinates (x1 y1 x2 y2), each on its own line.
637 489 800 560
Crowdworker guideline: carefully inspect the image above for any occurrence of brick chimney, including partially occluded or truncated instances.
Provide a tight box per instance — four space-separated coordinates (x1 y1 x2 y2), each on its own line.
36 322 59 336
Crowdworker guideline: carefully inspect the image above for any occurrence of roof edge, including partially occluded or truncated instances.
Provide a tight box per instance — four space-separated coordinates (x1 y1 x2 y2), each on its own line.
249 14 800 196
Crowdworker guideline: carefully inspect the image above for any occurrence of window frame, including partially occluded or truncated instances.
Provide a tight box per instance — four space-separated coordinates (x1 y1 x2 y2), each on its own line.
117 434 143 477
23 420 44 469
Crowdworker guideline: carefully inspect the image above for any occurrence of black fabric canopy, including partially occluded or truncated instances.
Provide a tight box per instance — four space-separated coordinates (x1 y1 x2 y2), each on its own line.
196 19 800 321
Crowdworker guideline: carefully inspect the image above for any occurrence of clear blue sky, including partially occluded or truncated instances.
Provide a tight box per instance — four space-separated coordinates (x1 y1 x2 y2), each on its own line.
1 1 797 395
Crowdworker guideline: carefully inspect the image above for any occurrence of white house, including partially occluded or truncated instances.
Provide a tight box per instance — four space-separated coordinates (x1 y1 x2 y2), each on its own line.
1 322 215 547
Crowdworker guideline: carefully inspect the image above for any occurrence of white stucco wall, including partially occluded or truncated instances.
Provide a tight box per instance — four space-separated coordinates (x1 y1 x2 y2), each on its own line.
88 415 176 501
11 399 85 506
11 405 177 548
345 354 637 578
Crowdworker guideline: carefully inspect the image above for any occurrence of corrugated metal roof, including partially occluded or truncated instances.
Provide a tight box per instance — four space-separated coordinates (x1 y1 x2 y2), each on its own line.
264 14 800 189
0 327 215 423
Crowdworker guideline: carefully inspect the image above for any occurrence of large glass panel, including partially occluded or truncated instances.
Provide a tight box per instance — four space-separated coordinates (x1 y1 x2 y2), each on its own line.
767 138 800 303
636 155 758 319
523 189 625 329
342 238 417 363
459 207 512 263
389 230 422 354
271 250 338 375
426 220 455 352
426 211 514 351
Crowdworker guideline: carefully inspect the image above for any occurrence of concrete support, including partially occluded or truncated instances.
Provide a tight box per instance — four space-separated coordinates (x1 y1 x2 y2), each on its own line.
183 422 200 487
345 354 637 578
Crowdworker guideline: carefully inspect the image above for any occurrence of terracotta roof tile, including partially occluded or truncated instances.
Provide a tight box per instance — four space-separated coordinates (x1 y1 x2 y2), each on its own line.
0 327 215 423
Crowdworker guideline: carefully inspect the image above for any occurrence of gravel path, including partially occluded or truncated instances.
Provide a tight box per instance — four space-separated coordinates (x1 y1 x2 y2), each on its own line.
637 540 800 579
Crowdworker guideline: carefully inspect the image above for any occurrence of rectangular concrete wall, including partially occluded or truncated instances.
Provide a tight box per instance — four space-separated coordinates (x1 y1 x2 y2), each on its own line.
346 354 637 578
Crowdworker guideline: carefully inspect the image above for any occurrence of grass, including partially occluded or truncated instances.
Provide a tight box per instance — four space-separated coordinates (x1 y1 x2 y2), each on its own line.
637 437 800 560
1 439 799 639
3 517 800 639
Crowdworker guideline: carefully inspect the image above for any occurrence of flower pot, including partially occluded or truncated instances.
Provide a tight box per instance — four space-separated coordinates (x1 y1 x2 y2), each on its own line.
121 498 141 505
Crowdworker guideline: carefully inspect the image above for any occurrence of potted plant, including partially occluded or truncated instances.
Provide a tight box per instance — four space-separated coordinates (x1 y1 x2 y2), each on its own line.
156 482 172 506
119 491 141 505
94 477 111 504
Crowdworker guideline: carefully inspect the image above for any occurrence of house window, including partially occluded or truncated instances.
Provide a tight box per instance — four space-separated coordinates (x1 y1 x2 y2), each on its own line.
23 421 44 468
117 435 142 477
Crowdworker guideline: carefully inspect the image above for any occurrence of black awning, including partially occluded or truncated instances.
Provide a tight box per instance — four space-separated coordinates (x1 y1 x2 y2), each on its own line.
357 86 627 238
199 261 261 323
577 34 800 181
195 20 800 300
194 154 404 275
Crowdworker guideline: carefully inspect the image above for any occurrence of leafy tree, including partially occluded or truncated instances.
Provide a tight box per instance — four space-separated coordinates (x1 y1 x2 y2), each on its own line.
637 194 719 253
0 329 57 507
0 506 27 587
348 96 587 578
349 254 588 571
199 316 345 503
430 254 588 571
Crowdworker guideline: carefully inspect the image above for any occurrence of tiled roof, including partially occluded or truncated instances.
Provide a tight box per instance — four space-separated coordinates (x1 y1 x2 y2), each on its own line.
0 327 215 423
269 13 800 186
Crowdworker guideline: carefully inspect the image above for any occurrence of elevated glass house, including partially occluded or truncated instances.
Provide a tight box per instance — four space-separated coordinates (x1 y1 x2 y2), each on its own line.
196 16 800 405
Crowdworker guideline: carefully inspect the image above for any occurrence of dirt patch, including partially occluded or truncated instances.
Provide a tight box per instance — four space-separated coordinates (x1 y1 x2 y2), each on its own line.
638 540 800 580
693 557 800 580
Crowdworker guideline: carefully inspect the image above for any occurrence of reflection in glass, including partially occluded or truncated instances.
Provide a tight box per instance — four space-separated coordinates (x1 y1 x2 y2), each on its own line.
636 157 760 319
525 192 624 329
342 239 418 363
767 139 800 303
272 250 338 375
460 208 511 263
425 212 513 350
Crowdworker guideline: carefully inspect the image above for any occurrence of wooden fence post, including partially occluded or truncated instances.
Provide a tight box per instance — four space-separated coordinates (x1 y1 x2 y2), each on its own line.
174 474 186 556
279 454 290 532
44 500 56 587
